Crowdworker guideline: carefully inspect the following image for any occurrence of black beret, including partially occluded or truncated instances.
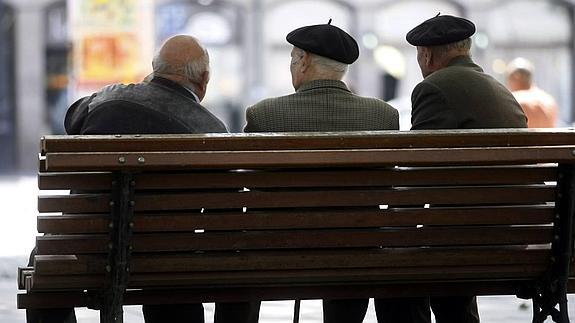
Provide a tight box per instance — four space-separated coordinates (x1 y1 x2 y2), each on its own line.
286 20 359 64
406 14 475 46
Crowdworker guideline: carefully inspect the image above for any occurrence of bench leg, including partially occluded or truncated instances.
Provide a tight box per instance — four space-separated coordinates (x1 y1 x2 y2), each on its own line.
100 306 122 323
293 299 300 323
530 164 575 323
532 292 570 323
98 172 135 323
558 296 570 323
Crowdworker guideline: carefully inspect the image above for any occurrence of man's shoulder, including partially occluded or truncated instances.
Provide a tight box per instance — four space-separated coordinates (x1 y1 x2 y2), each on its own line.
351 94 396 110
97 83 139 96
89 82 145 106
248 91 397 113
70 81 226 134
427 66 468 84
431 61 495 86
247 93 300 112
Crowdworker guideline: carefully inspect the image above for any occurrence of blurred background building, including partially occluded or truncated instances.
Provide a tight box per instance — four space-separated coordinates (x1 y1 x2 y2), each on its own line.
1 0 574 173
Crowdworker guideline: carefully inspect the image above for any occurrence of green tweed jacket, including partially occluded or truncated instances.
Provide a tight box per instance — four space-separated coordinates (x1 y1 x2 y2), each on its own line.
244 79 399 132
411 55 527 130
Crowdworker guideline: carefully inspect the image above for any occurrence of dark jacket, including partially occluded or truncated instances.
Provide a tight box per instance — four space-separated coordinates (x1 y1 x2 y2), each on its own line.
65 77 227 135
411 55 527 130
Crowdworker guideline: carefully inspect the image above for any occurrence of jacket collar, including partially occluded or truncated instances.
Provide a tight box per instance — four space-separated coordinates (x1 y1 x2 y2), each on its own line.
296 79 351 93
446 55 483 73
150 76 199 102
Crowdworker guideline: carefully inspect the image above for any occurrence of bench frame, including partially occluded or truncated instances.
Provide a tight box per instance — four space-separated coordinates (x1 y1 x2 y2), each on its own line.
17 129 575 323
528 164 574 322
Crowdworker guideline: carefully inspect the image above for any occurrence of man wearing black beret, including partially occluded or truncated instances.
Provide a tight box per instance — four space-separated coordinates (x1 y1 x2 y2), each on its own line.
244 20 398 133
244 21 398 323
407 14 526 130
376 14 527 323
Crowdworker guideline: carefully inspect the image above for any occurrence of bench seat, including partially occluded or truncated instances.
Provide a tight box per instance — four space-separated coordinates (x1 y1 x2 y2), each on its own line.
18 129 575 323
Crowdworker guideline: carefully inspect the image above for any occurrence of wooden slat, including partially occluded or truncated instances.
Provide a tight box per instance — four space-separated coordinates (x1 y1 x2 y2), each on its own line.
43 146 575 171
38 186 556 213
18 279 552 308
36 234 108 254
127 265 548 286
124 279 561 300
33 248 549 275
134 186 555 211
37 206 555 234
18 291 89 309
40 129 575 154
38 194 110 213
19 276 575 309
38 214 109 233
37 166 558 190
38 172 114 190
35 226 552 255
38 158 46 172
134 166 557 188
18 267 33 290
28 273 103 291
131 227 553 251
28 264 546 291
129 166 556 189
27 277 575 309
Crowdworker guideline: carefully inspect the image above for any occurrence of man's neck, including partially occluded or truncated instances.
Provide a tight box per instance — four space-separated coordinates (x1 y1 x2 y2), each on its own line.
153 74 201 102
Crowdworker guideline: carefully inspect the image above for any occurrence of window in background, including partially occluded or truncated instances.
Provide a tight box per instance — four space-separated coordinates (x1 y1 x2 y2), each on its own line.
0 2 15 173
45 0 69 135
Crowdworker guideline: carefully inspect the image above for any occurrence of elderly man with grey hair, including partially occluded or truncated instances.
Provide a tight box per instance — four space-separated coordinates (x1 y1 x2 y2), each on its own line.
64 35 225 135
244 21 399 323
373 14 527 323
29 35 258 323
244 21 398 133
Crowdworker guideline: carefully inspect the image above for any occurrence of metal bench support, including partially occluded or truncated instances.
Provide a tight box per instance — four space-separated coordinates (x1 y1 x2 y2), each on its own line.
532 164 575 323
100 172 135 323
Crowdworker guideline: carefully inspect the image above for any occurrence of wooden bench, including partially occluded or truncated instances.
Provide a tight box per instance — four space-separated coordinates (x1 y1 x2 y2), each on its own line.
17 129 575 323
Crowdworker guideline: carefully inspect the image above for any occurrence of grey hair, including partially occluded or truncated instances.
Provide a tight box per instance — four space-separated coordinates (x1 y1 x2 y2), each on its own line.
311 55 348 74
432 38 472 58
293 47 348 79
152 47 210 83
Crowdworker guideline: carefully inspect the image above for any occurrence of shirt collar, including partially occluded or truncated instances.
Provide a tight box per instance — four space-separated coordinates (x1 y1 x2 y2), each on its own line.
296 79 351 93
182 85 201 103
150 76 200 102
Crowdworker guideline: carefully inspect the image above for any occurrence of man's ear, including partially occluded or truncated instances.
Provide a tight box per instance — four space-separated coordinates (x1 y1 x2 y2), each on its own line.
300 52 312 73
424 48 433 67
200 71 210 91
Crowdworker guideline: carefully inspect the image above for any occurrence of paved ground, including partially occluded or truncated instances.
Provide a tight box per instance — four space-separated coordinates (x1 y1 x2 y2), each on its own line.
1 176 574 322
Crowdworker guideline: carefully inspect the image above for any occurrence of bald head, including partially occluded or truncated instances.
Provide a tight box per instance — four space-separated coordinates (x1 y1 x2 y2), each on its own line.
158 35 206 67
507 57 534 92
152 35 210 100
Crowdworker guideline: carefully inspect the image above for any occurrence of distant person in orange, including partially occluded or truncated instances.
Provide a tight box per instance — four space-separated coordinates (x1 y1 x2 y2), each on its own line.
507 57 559 128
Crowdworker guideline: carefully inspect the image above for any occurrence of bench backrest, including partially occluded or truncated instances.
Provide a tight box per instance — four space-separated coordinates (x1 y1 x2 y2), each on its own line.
24 129 575 305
